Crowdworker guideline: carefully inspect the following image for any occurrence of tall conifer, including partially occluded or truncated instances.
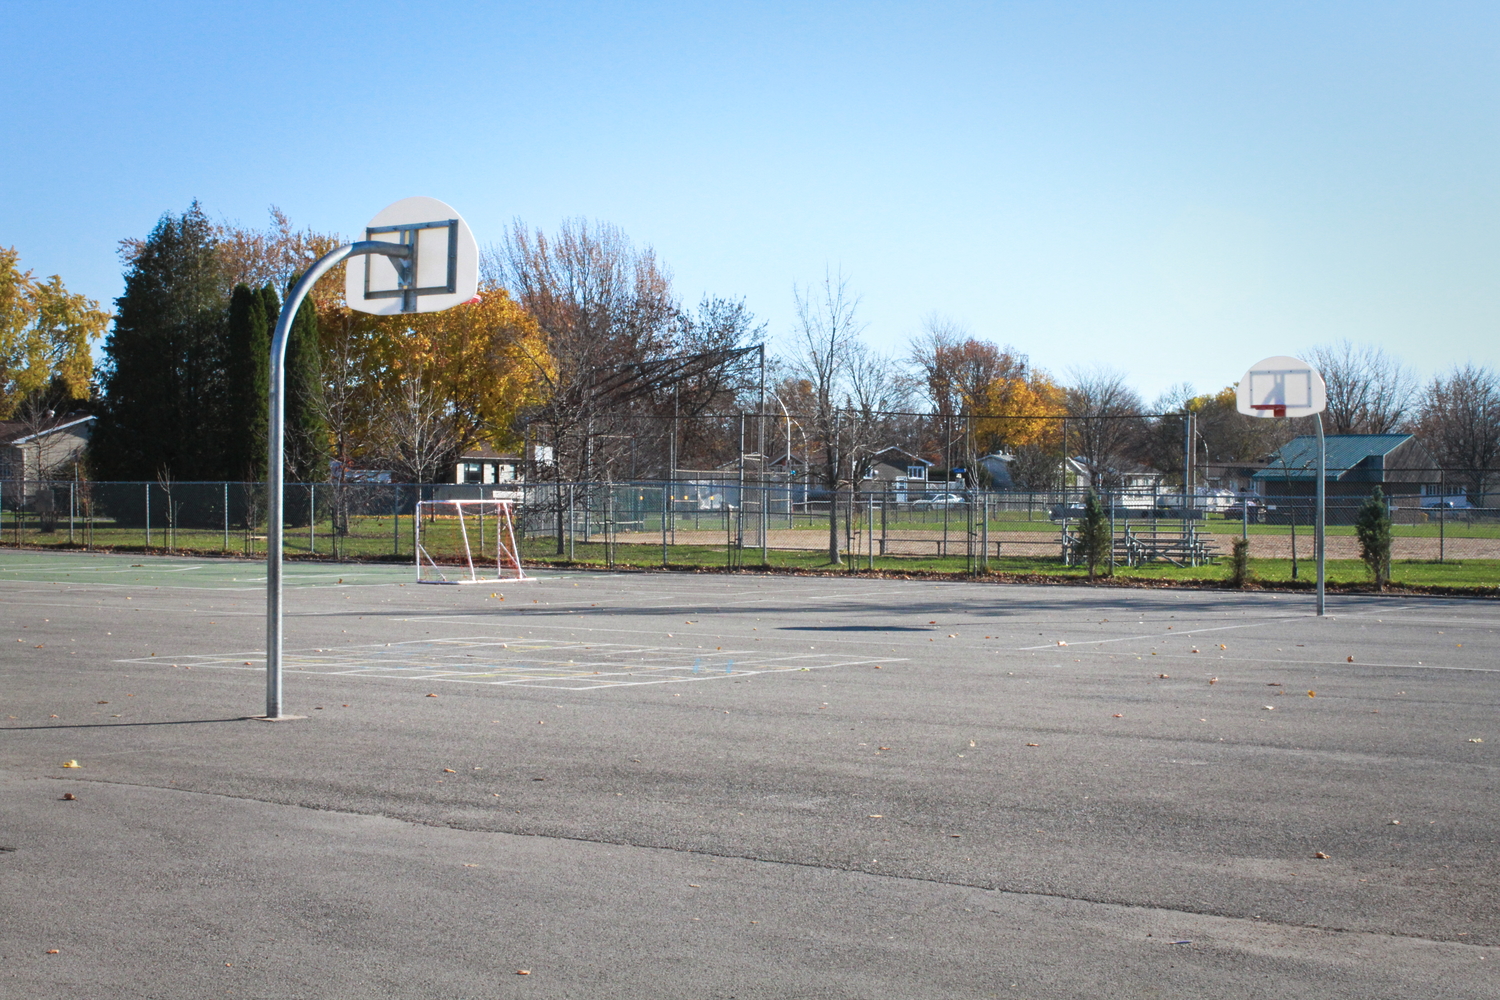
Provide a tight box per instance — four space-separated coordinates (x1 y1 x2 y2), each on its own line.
92 203 228 480
225 284 271 480
284 285 328 483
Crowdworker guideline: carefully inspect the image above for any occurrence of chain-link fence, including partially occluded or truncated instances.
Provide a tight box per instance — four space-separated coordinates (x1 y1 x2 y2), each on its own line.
3 477 1497 586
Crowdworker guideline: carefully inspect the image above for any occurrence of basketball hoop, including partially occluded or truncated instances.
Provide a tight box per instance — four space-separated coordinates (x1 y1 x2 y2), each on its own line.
1236 355 1328 616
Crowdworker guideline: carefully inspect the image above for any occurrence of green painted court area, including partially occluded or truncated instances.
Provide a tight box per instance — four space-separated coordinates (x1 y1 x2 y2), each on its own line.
0 551 414 590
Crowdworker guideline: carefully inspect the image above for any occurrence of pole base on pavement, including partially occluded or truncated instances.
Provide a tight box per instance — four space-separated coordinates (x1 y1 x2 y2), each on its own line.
251 715 307 722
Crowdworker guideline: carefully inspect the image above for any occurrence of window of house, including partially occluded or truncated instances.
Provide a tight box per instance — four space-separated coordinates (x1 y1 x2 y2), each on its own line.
462 462 483 484
907 466 927 480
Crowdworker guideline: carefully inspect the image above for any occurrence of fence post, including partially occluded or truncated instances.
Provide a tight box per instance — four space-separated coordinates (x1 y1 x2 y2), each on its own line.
392 487 399 556
145 483 151 550
981 492 989 573
69 481 76 545
662 483 669 567
567 484 576 562
880 493 887 557
1438 501 1445 563
1107 490 1115 575
223 482 229 552
309 483 315 557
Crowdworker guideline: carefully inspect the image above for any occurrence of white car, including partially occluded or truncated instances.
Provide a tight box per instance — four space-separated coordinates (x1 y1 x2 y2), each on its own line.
911 493 967 508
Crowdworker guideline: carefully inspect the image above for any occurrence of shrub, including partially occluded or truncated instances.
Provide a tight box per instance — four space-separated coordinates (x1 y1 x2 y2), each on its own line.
1355 487 1393 589
1229 537 1251 587
1076 490 1111 579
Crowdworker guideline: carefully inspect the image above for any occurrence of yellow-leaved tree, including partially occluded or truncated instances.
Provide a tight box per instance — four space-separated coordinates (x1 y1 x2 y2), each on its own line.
317 283 553 483
971 371 1067 454
0 247 109 420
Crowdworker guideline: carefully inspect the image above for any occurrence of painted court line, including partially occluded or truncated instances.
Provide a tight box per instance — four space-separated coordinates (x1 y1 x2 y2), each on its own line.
115 636 906 690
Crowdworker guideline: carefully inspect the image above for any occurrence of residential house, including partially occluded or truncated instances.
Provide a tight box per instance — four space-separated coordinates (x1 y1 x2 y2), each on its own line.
1 414 93 505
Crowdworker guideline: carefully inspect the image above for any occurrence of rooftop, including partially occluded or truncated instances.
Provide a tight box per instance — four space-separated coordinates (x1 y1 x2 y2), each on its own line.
1252 434 1412 481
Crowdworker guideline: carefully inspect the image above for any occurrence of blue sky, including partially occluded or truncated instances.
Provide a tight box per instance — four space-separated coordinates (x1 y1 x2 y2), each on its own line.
3 1 1496 401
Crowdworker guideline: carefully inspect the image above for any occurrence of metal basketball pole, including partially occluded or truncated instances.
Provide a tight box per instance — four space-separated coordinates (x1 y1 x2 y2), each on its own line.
1315 412 1326 617
263 240 411 720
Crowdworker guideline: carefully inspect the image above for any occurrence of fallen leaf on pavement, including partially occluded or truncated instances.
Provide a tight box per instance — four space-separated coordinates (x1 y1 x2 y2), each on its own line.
61 760 80 768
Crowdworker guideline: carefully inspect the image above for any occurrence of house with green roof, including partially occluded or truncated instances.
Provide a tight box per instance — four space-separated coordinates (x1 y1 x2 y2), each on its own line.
1251 433 1439 522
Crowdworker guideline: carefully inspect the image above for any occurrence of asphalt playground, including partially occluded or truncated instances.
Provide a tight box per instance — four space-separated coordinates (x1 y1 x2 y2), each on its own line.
2 549 1497 998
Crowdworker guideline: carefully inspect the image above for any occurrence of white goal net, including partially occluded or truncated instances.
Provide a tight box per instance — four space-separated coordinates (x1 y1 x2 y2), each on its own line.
414 499 532 584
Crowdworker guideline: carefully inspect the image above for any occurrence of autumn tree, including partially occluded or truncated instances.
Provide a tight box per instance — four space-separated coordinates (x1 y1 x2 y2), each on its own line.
1304 340 1417 434
0 247 108 420
843 342 911 485
1065 365 1143 490
1134 384 1302 490
1415 363 1500 501
786 268 866 564
309 287 552 484
489 218 677 480
907 318 1064 485
214 207 342 301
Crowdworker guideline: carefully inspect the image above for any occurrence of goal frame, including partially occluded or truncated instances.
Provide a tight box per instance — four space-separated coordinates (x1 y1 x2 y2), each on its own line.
413 498 533 585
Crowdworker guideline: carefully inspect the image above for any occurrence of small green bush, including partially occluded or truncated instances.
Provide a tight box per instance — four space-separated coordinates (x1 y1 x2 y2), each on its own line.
1355 487 1393 589
1076 490 1111 579
1229 537 1251 587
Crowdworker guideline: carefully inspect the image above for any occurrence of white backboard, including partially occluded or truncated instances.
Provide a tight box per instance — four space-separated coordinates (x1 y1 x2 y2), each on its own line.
1236 356 1327 419
346 197 479 315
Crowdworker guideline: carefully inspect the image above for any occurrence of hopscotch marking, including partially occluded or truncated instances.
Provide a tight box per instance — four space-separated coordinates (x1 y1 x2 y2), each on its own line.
116 636 904 690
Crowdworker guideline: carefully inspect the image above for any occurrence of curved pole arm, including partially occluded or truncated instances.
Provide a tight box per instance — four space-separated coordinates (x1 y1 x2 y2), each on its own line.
263 240 409 720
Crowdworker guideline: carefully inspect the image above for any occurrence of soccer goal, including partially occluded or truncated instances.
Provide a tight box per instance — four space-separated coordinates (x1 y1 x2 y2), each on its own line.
414 498 532 584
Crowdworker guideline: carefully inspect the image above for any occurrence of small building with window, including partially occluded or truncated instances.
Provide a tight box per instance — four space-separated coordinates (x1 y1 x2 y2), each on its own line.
859 447 934 494
1 413 93 504
452 445 523 486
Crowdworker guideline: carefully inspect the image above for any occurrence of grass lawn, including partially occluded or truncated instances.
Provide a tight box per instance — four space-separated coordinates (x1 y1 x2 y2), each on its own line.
516 538 1500 591
5 514 1496 592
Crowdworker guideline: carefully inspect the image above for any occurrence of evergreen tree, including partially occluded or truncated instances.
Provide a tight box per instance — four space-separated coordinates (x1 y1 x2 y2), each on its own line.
1075 490 1111 580
225 284 271 481
1355 487 1393 589
283 284 328 483
92 203 228 480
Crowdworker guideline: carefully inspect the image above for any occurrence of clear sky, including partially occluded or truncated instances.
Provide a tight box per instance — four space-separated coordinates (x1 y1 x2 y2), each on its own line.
3 1 1496 402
